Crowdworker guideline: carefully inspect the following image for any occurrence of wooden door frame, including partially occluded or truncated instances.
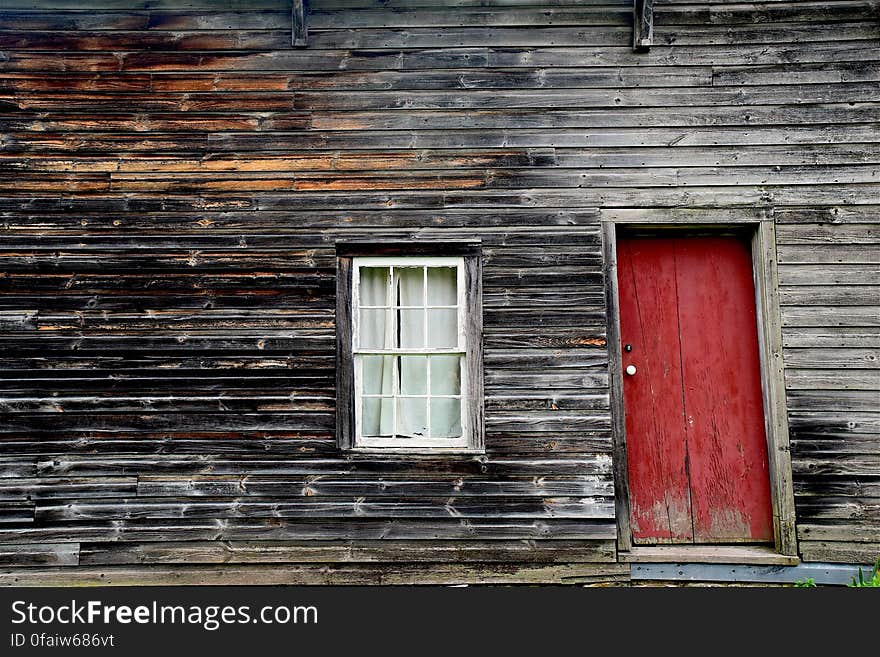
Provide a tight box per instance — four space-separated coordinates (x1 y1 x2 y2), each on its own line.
600 210 798 557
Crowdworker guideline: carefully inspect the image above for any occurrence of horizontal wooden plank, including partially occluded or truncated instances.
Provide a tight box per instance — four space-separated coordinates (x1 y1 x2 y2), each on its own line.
783 328 880 349
0 1 287 8
0 561 630 586
781 267 880 290
6 21 863 52
0 27 634 51
21 455 614 478
655 2 878 26
713 61 880 86
776 223 880 245
0 394 334 414
308 7 875 31
0 150 562 173
0 502 34 524
792 454 880 477
0 437 339 457
0 333 334 354
0 2 849 32
289 84 880 111
312 104 880 130
0 542 78 567
142 67 716 91
778 244 880 265
1 185 878 210
792 435 880 455
0 208 600 230
309 0 631 7
78 538 617 565
787 389 880 412
0 436 609 457
796 497 880 522
774 206 880 224
0 165 876 194
3 41 877 74
34 496 616 522
137 474 615 498
781 306 880 327
798 540 880 564
794 477 880 498
780 286 880 306
310 7 633 29
0 477 137 501
0 10 287 32
5 124 878 155
784 368 879 390
0 517 618 543
1 145 877 175
782 347 879 369
797 522 880 542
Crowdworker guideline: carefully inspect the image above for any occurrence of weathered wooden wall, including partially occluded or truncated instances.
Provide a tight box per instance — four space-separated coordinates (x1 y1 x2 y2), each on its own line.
0 0 877 583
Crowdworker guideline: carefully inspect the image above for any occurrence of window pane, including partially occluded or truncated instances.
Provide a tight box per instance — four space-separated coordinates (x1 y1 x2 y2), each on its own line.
430 398 462 438
360 267 389 306
397 309 424 348
362 397 394 437
427 309 457 348
393 266 424 307
399 355 427 395
429 355 461 395
427 267 457 306
397 397 428 438
359 309 391 349
362 355 394 395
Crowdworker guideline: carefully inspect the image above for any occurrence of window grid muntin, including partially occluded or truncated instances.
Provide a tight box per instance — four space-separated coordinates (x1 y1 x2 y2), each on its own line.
353 257 467 447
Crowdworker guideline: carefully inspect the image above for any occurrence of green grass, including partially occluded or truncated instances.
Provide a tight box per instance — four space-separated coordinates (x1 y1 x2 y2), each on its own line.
848 558 880 588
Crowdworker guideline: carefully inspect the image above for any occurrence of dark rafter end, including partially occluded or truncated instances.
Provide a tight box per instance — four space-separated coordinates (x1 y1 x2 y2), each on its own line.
633 0 654 52
292 0 308 48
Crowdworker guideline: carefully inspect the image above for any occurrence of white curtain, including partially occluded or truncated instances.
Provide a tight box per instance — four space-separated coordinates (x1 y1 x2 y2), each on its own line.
360 265 461 439
360 267 394 436
396 267 427 437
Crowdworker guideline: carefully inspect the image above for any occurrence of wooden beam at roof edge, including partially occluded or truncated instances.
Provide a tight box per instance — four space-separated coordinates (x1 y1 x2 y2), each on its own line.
633 0 654 51
292 0 308 48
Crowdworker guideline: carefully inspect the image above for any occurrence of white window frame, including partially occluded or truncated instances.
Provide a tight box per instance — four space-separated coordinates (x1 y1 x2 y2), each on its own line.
351 256 469 449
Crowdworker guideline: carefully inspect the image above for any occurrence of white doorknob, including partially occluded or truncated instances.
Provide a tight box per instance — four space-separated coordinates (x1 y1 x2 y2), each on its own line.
625 365 637 376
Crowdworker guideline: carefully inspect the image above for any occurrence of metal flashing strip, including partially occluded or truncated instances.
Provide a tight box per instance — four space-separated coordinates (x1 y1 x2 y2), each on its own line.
631 562 874 586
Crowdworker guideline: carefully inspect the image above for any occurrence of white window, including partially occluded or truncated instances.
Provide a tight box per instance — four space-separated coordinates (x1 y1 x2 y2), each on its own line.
352 257 469 448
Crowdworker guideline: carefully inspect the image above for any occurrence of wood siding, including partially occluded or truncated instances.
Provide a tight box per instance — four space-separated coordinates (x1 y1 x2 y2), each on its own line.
0 0 877 582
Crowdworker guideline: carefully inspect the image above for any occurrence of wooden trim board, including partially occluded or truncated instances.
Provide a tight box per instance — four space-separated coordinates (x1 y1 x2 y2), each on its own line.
633 0 654 51
600 212 798 559
291 0 308 48
620 545 799 566
751 221 798 557
602 221 633 552
335 242 485 452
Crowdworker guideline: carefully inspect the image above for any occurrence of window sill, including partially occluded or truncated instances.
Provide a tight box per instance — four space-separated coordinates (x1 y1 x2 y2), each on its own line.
618 545 799 566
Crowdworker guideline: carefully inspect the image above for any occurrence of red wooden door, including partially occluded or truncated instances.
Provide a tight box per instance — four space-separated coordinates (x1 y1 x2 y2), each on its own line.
617 234 773 544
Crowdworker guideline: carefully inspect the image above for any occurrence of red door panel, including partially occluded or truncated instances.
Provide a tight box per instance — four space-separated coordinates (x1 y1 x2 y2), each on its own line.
618 234 773 545
617 237 694 542
674 237 773 542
